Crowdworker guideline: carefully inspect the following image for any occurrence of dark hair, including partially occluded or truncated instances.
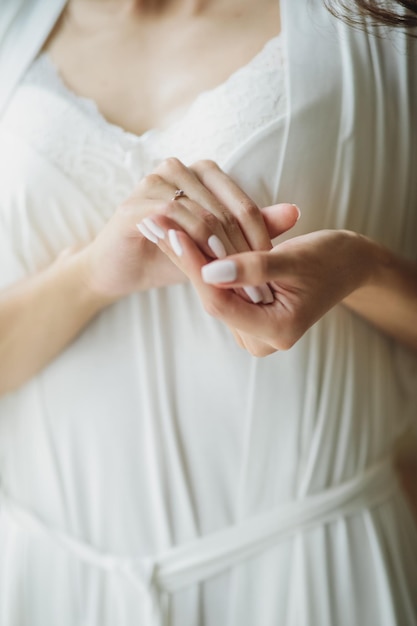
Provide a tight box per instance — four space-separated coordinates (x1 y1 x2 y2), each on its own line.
325 0 417 28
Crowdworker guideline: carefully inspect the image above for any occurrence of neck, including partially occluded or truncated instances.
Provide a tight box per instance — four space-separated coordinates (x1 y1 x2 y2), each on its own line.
67 0 213 17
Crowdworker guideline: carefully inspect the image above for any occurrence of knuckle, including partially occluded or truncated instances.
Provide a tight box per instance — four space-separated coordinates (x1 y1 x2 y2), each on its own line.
157 156 183 175
141 173 163 189
221 211 240 236
276 322 303 351
192 159 219 174
249 345 276 358
277 336 295 352
164 200 180 217
203 295 226 318
194 223 212 243
201 211 220 232
237 199 259 220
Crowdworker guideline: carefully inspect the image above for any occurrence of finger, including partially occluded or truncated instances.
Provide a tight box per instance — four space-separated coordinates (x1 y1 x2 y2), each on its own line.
151 229 275 352
191 160 271 251
137 202 238 258
201 248 285 288
261 203 301 240
126 174 236 257
160 231 291 345
157 229 271 319
139 217 266 304
140 163 244 255
117 197 173 237
154 158 241 234
156 158 256 252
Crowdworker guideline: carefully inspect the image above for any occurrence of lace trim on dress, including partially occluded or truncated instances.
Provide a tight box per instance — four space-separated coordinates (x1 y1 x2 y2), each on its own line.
2 35 286 216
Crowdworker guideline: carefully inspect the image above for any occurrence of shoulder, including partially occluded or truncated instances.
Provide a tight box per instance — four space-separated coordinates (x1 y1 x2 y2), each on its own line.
0 0 66 49
0 0 66 118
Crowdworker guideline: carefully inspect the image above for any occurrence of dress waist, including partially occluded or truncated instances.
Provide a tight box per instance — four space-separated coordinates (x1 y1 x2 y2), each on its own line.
0 456 398 625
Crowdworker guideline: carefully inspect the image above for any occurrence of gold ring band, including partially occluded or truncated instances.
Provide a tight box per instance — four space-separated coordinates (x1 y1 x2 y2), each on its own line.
172 189 186 201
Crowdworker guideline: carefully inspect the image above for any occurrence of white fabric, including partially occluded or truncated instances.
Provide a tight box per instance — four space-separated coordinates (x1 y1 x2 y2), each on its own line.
0 1 417 626
0 0 65 117
2 41 284 227
0 456 398 626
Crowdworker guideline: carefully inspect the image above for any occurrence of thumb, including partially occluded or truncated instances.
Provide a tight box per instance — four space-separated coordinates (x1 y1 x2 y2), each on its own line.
261 203 300 239
201 249 281 287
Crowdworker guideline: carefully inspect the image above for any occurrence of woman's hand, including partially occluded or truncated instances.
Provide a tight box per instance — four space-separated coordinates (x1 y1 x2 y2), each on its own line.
1 158 298 393
199 230 417 353
81 158 287 300
147 227 375 356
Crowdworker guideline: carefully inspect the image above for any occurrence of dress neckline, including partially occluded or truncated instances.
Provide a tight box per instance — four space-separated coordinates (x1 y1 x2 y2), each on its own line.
36 33 282 146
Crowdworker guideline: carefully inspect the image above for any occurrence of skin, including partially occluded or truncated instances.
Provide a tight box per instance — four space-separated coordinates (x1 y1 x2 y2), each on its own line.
0 154 298 393
149 220 417 356
0 0 283 394
0 0 416 392
2 0 417 555
44 0 280 135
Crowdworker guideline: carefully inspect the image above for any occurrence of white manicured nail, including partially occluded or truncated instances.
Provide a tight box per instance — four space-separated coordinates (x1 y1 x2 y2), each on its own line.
243 286 263 304
292 204 301 221
143 217 165 239
137 222 158 244
259 284 274 304
202 259 237 283
208 235 227 259
168 229 183 256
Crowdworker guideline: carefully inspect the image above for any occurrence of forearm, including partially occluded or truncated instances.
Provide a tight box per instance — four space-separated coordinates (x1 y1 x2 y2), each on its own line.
0 250 114 395
343 236 417 351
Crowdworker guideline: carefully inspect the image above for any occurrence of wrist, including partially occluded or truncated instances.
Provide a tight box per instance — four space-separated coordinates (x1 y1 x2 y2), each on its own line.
342 232 398 307
338 230 383 287
56 246 119 313
353 234 394 290
356 233 382 286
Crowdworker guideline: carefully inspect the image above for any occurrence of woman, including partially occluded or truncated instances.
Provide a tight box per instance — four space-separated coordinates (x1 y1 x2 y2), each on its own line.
147 0 417 357
0 1 416 625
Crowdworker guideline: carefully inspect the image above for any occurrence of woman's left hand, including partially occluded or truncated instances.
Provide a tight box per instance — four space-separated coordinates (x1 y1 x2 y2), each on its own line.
148 226 373 356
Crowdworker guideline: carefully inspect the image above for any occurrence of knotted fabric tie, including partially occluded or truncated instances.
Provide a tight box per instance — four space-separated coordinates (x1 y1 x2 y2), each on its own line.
0 455 397 626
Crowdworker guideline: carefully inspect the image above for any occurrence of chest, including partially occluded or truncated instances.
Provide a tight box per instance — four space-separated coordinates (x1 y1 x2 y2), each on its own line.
42 4 280 135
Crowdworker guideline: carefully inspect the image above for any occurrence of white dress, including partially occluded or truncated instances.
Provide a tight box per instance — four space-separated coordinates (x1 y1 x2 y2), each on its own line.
0 2 417 626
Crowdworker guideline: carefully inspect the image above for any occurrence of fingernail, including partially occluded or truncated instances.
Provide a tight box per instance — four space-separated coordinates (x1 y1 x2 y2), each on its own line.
202 259 237 283
259 284 274 304
208 235 227 259
243 285 263 304
143 217 165 239
137 222 158 244
168 229 183 256
292 204 301 221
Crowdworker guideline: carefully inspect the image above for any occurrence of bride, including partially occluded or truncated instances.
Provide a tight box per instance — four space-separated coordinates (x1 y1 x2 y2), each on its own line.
0 1 416 624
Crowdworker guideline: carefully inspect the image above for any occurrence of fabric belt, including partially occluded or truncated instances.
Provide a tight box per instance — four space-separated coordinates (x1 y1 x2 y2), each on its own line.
0 456 397 625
